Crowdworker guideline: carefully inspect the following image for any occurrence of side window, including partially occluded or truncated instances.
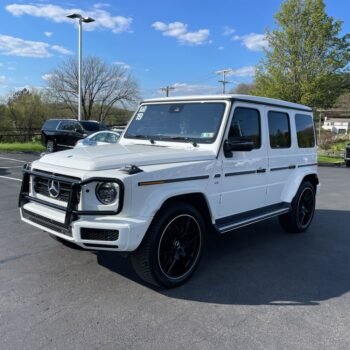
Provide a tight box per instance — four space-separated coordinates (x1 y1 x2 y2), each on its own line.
73 123 84 133
58 121 73 131
268 111 291 148
95 133 108 142
228 107 261 149
295 114 315 148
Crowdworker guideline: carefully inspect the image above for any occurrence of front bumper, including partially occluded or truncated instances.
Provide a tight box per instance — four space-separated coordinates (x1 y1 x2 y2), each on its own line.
19 165 149 251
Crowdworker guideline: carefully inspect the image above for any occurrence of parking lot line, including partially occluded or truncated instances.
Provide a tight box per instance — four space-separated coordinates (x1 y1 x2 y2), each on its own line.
0 175 22 182
0 166 23 169
0 156 27 163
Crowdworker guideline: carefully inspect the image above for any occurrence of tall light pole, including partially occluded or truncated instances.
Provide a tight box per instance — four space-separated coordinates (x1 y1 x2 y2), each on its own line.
66 13 95 121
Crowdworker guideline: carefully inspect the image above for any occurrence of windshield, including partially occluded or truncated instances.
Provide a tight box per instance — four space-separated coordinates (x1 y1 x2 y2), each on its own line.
80 121 102 132
124 102 226 144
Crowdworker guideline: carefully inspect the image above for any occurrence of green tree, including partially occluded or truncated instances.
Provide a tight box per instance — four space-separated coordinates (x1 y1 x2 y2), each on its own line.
7 88 46 140
253 0 350 108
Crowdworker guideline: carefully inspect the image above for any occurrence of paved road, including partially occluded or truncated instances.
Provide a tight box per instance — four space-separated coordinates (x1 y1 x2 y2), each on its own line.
0 153 350 349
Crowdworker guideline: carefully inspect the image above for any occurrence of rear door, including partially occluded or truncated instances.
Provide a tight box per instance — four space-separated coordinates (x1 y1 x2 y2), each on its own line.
56 121 80 148
219 103 268 219
265 108 295 205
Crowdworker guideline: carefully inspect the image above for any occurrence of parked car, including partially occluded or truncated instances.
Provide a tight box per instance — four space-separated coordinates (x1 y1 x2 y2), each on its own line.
41 119 107 152
345 143 350 167
75 130 122 147
20 94 319 288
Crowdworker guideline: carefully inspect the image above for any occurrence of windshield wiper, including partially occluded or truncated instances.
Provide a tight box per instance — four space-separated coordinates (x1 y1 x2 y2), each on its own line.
127 134 155 144
159 136 198 147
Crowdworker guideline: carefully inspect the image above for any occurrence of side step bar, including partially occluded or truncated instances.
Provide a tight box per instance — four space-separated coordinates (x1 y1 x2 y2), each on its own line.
215 203 291 234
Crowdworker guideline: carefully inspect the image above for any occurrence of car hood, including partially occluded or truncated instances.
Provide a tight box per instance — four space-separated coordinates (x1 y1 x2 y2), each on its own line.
39 143 216 171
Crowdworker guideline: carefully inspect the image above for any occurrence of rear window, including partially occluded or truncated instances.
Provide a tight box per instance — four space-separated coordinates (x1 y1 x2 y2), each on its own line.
42 120 59 130
80 121 101 132
295 114 315 148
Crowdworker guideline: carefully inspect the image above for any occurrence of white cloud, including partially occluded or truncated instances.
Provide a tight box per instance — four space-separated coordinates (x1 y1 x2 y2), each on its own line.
0 35 50 57
44 31 53 37
51 45 72 55
42 73 55 81
152 21 210 45
223 26 235 36
0 75 7 84
0 34 72 58
112 61 131 69
218 46 224 51
233 33 268 51
93 3 110 9
228 66 256 77
5 3 132 34
169 82 218 95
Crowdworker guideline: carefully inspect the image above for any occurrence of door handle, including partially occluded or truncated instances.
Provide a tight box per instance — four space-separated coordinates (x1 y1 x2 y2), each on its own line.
288 165 296 169
257 168 266 173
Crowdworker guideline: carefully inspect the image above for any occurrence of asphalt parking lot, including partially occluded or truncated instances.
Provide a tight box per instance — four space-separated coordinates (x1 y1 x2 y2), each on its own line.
0 152 350 349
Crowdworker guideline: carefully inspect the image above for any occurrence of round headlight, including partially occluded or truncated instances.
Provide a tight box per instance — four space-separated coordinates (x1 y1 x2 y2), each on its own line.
95 182 118 205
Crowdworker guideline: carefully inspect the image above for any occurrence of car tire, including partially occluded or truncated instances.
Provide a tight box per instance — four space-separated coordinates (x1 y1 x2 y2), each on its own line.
48 234 84 250
279 181 316 234
130 202 205 288
46 140 56 153
346 160 350 167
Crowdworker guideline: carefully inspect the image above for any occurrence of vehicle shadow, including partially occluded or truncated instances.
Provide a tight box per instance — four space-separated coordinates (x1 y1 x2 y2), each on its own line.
0 168 10 176
95 209 350 306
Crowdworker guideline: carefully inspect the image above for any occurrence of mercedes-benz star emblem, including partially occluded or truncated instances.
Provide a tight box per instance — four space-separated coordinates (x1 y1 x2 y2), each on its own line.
48 180 60 198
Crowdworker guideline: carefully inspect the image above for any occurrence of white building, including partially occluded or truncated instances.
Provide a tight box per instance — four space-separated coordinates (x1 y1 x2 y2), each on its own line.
322 117 350 134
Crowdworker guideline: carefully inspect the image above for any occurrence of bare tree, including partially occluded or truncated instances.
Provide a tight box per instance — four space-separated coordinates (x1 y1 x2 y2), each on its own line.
46 56 139 121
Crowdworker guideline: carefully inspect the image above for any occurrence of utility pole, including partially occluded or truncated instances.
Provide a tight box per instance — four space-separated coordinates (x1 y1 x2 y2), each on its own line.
160 86 175 97
216 69 232 94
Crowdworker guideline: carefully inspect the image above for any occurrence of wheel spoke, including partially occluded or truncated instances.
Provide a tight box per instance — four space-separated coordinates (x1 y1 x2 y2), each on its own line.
158 214 201 279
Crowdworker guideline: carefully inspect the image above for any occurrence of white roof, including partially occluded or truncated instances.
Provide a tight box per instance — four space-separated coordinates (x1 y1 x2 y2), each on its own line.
143 94 312 111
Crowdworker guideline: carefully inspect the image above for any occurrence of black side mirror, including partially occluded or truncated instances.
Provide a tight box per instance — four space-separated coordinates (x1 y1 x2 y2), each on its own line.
224 137 254 157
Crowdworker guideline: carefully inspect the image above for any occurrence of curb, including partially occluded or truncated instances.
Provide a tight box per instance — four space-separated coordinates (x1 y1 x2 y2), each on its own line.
318 162 345 168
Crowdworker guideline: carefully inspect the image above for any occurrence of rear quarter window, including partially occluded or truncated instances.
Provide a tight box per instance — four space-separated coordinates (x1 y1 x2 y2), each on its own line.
268 111 291 148
295 114 315 148
42 120 59 130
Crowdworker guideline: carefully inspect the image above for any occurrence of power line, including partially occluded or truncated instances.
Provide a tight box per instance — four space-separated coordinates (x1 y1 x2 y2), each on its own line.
160 85 175 97
215 68 233 94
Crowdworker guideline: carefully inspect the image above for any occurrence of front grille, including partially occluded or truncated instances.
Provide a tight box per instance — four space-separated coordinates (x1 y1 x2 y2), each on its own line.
81 228 119 241
22 209 72 236
32 169 80 203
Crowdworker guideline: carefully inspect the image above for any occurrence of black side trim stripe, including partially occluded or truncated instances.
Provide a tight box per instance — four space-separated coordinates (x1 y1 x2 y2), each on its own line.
225 170 256 177
270 165 296 172
225 168 266 177
138 175 209 186
298 163 318 168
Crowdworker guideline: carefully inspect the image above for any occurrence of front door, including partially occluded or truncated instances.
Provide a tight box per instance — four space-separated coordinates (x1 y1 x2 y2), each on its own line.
219 103 268 219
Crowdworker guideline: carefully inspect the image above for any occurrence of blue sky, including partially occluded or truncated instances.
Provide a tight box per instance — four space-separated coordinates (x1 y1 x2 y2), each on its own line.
0 0 348 98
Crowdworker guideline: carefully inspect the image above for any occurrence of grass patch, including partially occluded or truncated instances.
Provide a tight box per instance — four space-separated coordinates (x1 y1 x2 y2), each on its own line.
0 142 45 152
318 154 344 164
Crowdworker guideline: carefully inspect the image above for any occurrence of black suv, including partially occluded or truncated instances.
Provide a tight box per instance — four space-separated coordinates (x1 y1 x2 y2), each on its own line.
345 143 350 167
41 119 107 152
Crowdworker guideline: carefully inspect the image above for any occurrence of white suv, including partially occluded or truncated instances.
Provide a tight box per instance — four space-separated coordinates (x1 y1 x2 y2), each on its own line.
19 95 319 288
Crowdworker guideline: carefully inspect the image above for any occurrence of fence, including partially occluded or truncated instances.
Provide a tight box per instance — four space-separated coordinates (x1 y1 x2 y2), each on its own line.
0 128 41 143
0 125 127 143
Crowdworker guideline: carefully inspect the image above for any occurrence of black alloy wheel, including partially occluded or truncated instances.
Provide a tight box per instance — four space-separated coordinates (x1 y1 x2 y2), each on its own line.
279 180 316 233
157 214 202 281
296 187 315 229
131 202 205 288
